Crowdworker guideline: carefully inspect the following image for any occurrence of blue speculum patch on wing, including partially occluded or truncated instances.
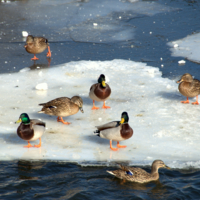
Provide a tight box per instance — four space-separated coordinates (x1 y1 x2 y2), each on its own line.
126 170 133 176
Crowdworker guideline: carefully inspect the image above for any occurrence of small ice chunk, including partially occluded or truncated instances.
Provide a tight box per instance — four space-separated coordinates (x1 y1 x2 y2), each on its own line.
35 83 48 90
93 23 98 26
22 31 28 37
178 60 186 64
160 57 163 61
149 32 152 34
174 44 179 48
119 16 122 19
161 64 164 68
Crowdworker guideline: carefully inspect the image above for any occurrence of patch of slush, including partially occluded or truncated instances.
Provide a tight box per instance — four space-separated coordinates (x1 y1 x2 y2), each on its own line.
168 33 200 64
1 59 200 169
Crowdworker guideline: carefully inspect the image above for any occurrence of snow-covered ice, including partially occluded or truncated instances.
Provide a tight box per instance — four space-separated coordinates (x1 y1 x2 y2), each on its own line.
1 59 200 168
168 33 200 64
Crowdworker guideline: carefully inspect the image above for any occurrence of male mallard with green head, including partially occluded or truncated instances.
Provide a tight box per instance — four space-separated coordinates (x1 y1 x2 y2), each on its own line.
24 35 51 60
89 74 111 110
107 160 170 183
38 96 84 125
177 73 200 105
94 112 133 151
15 113 45 148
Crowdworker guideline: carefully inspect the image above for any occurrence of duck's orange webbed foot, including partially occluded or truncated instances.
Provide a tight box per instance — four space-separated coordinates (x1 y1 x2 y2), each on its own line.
192 101 199 105
117 141 126 148
192 96 199 105
24 141 33 148
102 101 110 109
31 55 39 60
46 46 51 57
57 117 71 125
110 141 118 151
92 100 99 110
181 97 189 104
34 138 42 148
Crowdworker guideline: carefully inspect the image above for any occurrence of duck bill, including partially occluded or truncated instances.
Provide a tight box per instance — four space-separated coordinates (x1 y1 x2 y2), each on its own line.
102 81 106 87
176 79 182 84
15 118 22 124
119 118 125 124
165 165 170 169
80 107 84 113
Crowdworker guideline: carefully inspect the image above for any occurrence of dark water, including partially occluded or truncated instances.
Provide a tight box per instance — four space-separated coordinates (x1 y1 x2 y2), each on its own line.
1 0 200 199
0 161 200 200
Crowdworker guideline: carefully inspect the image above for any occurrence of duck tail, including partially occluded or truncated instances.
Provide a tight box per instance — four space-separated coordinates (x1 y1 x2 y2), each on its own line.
106 170 115 176
38 111 44 113
94 130 100 137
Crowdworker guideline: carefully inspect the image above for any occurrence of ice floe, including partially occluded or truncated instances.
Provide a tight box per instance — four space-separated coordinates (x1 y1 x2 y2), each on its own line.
1 59 200 168
168 33 200 64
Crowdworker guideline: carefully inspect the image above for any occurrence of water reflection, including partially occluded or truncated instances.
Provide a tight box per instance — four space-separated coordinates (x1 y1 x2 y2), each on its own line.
17 160 46 180
28 58 51 70
111 175 167 199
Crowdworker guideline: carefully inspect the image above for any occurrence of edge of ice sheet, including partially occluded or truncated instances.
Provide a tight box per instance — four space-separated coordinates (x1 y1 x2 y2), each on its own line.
1 59 200 169
168 32 200 64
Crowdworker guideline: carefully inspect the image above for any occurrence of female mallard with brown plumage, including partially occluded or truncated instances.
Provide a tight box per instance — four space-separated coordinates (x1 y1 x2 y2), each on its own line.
177 73 200 105
89 74 111 110
38 96 84 125
15 113 45 148
94 112 133 151
24 35 51 60
107 160 170 183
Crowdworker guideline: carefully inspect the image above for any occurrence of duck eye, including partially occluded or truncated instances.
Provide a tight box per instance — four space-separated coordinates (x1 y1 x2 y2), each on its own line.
49 106 56 109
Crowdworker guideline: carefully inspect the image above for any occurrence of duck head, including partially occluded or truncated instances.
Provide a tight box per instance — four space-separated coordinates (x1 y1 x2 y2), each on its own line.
176 73 193 83
15 113 30 124
71 96 84 113
119 112 129 124
98 74 106 88
151 160 170 174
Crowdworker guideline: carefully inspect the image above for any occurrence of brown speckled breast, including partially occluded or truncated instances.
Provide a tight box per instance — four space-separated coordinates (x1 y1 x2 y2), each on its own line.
94 84 111 99
17 123 34 141
120 123 133 139
179 82 199 97
25 37 48 54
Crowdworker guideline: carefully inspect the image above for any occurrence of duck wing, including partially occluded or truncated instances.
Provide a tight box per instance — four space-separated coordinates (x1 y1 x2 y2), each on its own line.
107 165 151 183
192 79 200 93
95 121 120 131
39 97 71 108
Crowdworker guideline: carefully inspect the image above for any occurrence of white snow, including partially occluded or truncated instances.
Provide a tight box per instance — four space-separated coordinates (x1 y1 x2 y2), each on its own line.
22 31 28 37
178 60 186 65
168 33 200 63
35 83 48 90
1 59 200 168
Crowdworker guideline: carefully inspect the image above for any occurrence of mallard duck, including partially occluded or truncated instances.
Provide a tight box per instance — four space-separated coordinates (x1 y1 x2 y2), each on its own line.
107 160 170 183
94 112 133 151
38 96 84 125
89 74 111 110
24 35 51 60
177 73 200 105
15 113 45 148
